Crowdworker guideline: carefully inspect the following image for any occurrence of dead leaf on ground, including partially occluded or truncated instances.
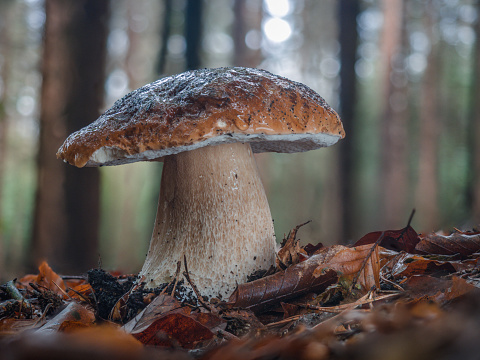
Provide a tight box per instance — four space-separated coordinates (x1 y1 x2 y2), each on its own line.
230 244 380 313
403 275 480 305
388 253 472 279
276 222 310 269
18 261 66 297
416 230 480 258
313 244 381 291
354 226 419 253
124 294 224 349
229 256 338 312
36 301 95 333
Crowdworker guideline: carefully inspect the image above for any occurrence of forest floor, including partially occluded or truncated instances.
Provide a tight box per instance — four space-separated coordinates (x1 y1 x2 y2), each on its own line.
1 218 480 360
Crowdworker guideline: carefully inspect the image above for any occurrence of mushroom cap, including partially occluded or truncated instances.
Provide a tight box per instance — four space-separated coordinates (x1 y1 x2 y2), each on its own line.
57 67 345 168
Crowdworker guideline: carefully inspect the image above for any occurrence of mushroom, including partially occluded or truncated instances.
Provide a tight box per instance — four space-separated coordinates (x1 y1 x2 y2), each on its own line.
57 67 345 299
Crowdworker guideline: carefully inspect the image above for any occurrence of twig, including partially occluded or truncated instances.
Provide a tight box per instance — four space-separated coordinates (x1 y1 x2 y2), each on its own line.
66 287 91 303
33 303 52 326
4 280 24 301
161 261 182 295
170 261 182 296
266 315 302 329
183 255 212 311
52 280 71 300
350 232 385 292
217 328 239 341
397 209 416 248
380 274 405 292
305 293 400 314
283 220 312 246
60 275 87 281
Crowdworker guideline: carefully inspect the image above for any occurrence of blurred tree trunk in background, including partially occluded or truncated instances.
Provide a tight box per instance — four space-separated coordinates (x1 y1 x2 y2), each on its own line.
156 0 172 76
338 0 359 242
379 0 409 229
31 0 109 273
233 0 262 68
469 0 480 223
0 0 14 274
415 1 440 231
185 0 203 70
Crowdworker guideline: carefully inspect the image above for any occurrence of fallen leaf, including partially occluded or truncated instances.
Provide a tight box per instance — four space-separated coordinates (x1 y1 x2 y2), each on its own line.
229 252 339 312
313 244 381 291
0 324 168 360
390 253 459 279
416 231 480 258
132 312 216 348
18 261 66 297
276 222 310 269
123 294 185 334
354 226 419 253
403 275 480 305
124 294 223 349
36 301 95 334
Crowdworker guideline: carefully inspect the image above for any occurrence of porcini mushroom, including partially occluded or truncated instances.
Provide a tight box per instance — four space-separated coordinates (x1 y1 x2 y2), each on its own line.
57 67 345 299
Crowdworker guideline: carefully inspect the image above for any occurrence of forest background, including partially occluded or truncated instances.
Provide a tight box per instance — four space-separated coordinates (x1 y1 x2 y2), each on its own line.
0 0 479 279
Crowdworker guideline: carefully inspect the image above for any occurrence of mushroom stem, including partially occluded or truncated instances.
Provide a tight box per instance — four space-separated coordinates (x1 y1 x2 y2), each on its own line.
139 142 277 298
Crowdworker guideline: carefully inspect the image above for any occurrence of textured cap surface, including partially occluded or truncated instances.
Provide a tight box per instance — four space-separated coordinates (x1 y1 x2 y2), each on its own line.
57 67 345 167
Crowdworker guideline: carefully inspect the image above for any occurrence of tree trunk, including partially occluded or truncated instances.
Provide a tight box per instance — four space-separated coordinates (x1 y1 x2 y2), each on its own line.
0 0 14 275
185 0 203 70
233 0 262 68
156 0 173 76
31 0 109 273
415 0 440 231
379 0 409 229
468 0 480 224
338 0 359 242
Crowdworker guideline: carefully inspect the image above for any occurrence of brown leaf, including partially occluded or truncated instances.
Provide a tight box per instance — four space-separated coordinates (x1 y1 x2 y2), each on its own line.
0 318 43 335
276 222 310 268
313 244 381 291
132 312 216 348
36 301 95 333
18 261 66 297
302 242 325 256
416 231 480 258
403 275 480 304
390 253 459 279
124 294 223 349
1 324 162 360
229 251 340 312
123 294 185 334
354 226 419 253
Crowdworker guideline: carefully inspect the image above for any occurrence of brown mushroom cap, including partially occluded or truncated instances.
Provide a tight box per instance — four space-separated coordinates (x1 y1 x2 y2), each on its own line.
57 67 345 168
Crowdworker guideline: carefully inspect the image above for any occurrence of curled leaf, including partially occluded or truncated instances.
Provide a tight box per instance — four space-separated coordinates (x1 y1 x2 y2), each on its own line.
416 231 480 258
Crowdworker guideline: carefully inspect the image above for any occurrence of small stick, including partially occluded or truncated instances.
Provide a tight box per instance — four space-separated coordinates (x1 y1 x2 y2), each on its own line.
34 303 53 326
265 315 302 329
66 287 91 303
52 280 71 300
183 255 212 311
60 275 87 281
380 274 405 292
161 261 182 295
4 280 24 301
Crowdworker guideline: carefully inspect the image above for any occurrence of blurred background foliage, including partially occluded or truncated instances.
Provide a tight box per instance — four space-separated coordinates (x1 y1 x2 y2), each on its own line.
0 0 479 278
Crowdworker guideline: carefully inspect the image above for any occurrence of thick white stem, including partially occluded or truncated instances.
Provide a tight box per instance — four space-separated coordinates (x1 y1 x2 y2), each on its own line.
139 142 276 299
